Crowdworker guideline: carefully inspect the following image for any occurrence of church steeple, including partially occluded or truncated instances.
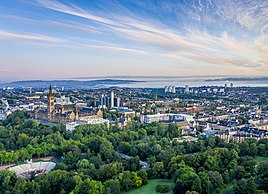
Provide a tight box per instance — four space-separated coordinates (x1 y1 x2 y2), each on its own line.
49 84 53 95
47 85 55 120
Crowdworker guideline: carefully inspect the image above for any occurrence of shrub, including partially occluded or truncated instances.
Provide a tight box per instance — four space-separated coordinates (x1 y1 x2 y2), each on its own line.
155 184 169 193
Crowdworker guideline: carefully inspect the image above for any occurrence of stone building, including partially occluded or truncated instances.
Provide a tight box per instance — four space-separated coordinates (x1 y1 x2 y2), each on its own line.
32 85 101 124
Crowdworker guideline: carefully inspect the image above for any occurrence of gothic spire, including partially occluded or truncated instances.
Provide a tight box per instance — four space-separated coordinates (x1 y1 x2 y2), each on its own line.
49 84 52 95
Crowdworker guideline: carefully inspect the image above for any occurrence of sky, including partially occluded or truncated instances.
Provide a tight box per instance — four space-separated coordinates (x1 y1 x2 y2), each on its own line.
0 0 268 81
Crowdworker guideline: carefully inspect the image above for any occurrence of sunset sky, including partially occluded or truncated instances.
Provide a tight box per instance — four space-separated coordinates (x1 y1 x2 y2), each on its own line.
0 0 268 81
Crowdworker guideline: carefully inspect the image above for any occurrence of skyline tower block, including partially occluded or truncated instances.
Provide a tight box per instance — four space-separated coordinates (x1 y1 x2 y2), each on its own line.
110 91 114 108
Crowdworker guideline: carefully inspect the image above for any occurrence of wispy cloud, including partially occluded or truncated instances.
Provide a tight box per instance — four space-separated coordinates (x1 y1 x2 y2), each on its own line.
213 0 268 33
82 44 149 55
33 0 122 27
25 0 267 69
1 0 267 74
0 30 64 43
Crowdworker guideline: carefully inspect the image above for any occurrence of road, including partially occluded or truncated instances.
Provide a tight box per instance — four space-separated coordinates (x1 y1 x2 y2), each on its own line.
117 150 150 170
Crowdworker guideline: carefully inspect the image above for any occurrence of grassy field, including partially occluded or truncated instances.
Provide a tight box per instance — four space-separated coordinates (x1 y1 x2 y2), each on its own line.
120 179 174 194
219 183 233 194
254 156 268 164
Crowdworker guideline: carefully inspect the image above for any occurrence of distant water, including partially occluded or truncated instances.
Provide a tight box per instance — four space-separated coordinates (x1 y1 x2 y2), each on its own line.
75 76 268 88
4 76 268 89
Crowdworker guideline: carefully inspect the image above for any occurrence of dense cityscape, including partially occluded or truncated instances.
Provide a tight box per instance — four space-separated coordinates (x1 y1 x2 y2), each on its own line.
0 83 267 193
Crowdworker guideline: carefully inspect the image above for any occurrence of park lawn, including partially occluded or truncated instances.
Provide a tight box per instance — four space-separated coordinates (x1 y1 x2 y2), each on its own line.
120 179 174 194
254 156 268 164
219 183 233 194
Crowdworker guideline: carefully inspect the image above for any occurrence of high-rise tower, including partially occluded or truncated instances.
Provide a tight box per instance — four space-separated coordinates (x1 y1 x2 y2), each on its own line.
110 91 114 108
47 85 55 120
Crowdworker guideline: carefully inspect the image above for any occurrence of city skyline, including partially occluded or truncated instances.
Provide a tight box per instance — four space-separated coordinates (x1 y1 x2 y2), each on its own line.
0 0 268 81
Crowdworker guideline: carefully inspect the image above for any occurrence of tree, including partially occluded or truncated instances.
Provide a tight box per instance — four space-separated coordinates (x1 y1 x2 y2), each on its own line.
37 170 68 194
99 140 115 162
257 162 268 178
174 172 199 194
0 169 18 194
73 178 104 194
125 156 140 172
158 148 175 166
77 159 90 169
99 163 123 181
13 179 27 194
234 166 246 180
222 170 231 184
257 144 267 156
87 137 103 153
257 162 268 192
104 179 120 194
152 144 161 156
118 171 133 191
233 178 256 194
137 128 147 138
118 171 142 191
18 148 31 161
151 162 165 178
184 154 201 169
205 136 215 147
204 155 218 171
63 151 79 165
25 180 41 194
129 147 138 156
35 147 43 158
137 170 148 185
249 143 257 157
130 172 142 188
191 176 201 193
17 133 31 148
207 171 223 190
173 163 199 194
240 157 257 175
89 154 102 168
198 171 212 194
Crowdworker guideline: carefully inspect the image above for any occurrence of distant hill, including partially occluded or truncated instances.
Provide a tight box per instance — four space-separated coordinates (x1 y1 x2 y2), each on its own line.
2 79 144 89
205 76 268 82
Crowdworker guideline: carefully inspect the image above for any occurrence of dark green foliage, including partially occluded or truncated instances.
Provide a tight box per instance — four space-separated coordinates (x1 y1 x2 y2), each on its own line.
257 162 268 192
73 178 104 194
155 184 169 193
104 179 121 194
1 111 268 194
233 178 257 194
137 170 148 185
